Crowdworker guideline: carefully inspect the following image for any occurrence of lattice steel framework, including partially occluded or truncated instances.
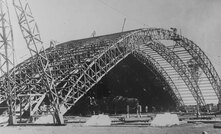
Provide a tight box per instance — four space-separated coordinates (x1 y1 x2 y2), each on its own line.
0 27 220 123
143 41 206 105
175 37 221 102
12 0 63 124
0 0 16 125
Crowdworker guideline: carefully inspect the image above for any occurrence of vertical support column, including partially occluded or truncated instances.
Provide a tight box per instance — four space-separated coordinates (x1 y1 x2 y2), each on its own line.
19 97 22 123
0 0 16 125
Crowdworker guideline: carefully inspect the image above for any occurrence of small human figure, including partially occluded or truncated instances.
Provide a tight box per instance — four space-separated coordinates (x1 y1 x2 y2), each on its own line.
137 105 142 118
126 105 130 118
152 106 156 112
145 106 148 113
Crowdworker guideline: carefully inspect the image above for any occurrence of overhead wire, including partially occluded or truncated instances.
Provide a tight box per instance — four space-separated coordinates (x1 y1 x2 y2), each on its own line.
95 0 150 29
95 1 221 65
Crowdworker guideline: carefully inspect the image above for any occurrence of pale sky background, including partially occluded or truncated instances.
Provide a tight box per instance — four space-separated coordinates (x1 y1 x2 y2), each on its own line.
7 0 221 75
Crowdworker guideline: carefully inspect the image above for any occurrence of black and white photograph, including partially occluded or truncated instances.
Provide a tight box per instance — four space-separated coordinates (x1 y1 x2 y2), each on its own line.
0 0 221 133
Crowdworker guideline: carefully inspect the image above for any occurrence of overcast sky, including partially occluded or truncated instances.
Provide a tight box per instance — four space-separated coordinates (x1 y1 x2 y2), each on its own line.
8 0 221 75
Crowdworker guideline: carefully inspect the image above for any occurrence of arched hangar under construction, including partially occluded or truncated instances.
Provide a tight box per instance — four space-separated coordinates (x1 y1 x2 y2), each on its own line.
6 28 221 117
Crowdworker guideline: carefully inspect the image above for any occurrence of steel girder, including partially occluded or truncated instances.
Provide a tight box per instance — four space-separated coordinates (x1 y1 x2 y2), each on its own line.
132 50 185 107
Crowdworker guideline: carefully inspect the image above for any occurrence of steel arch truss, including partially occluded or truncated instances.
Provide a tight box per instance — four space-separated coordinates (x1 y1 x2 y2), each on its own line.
60 33 135 114
0 28 220 117
132 50 185 107
135 28 221 102
142 41 206 105
173 37 221 102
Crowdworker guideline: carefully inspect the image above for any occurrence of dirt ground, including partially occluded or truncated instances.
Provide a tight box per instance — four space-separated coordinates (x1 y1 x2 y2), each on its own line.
0 123 221 134
1 114 221 134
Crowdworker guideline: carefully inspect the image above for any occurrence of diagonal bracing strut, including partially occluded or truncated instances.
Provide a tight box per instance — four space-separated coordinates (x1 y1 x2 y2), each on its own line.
13 0 63 124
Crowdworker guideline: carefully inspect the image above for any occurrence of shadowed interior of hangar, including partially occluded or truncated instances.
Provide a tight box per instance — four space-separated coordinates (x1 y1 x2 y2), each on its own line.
66 54 176 115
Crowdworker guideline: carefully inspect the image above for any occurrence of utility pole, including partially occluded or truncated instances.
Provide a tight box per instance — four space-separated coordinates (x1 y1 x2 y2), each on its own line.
121 18 126 32
91 30 96 37
0 0 16 125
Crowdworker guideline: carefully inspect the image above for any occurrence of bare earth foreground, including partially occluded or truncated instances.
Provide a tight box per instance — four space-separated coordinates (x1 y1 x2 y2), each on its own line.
0 123 221 134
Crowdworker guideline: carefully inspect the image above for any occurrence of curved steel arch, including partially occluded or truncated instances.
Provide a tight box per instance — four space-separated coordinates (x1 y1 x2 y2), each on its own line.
132 50 185 107
141 41 206 105
134 28 221 102
173 36 221 102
